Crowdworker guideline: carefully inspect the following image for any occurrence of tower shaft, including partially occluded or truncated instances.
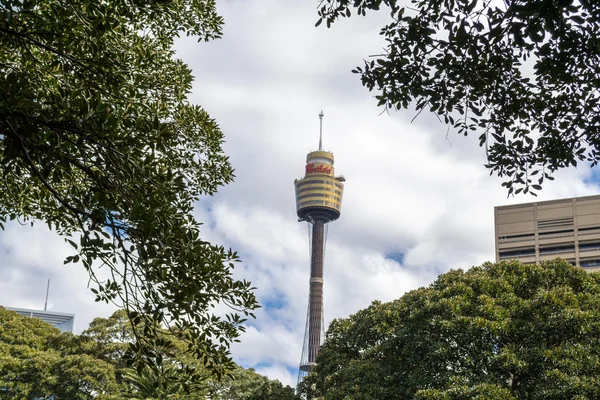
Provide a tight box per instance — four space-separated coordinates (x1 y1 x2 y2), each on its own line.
307 218 325 364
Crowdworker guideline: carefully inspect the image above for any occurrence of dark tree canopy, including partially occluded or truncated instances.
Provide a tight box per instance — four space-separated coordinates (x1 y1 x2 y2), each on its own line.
317 0 600 195
0 0 258 384
300 260 600 399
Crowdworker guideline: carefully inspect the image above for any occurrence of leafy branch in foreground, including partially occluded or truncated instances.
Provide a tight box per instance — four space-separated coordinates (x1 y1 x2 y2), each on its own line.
317 0 600 195
0 0 258 384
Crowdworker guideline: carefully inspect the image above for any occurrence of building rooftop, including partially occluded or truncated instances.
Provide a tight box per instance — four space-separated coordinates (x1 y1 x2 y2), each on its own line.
5 306 75 333
495 194 600 210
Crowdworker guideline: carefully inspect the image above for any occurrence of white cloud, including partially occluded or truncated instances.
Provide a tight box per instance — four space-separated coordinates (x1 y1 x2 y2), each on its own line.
254 363 297 389
0 223 117 333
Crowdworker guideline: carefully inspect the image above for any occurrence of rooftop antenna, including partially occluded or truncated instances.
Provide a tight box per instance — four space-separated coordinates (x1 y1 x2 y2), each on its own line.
318 110 324 151
44 279 50 311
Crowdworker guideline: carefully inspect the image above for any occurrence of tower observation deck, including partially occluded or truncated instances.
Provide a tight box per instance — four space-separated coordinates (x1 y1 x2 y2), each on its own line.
295 112 345 383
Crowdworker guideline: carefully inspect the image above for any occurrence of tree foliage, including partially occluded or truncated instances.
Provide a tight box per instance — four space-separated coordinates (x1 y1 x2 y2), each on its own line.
300 260 600 399
84 310 299 400
0 308 298 400
317 0 600 195
0 0 258 383
206 366 299 400
0 307 118 399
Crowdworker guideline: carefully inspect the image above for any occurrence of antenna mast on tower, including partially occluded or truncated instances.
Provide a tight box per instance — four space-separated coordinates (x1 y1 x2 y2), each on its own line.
318 110 324 151
44 279 50 311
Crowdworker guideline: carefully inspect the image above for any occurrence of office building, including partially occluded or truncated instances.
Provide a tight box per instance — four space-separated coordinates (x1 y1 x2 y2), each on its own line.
494 194 600 272
5 306 75 332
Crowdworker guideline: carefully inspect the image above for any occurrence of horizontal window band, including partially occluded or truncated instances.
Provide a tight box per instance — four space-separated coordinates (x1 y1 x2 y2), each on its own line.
579 226 600 231
296 186 343 196
499 248 536 258
296 179 344 189
297 193 341 202
499 233 535 239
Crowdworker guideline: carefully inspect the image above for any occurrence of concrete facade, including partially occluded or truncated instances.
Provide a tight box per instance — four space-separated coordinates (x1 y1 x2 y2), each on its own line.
494 194 600 272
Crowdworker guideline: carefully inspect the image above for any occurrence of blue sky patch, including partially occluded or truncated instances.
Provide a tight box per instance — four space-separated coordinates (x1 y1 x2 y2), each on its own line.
385 251 405 265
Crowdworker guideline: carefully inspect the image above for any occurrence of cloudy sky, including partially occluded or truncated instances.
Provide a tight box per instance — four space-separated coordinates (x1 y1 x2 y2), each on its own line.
1 0 599 388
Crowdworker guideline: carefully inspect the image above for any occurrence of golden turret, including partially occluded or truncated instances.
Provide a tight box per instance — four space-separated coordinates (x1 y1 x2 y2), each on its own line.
294 150 344 222
294 112 344 222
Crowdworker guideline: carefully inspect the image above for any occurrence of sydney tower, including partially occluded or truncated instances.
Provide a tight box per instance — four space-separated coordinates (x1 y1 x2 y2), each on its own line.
295 112 345 382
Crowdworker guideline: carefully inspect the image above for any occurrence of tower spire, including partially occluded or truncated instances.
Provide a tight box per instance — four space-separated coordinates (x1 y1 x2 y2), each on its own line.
318 110 324 151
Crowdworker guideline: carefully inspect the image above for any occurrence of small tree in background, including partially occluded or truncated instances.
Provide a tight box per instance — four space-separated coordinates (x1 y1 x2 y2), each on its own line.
0 307 118 399
0 308 299 400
